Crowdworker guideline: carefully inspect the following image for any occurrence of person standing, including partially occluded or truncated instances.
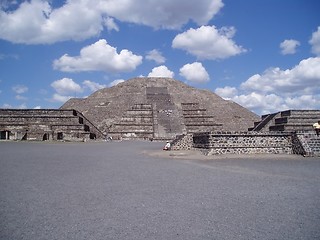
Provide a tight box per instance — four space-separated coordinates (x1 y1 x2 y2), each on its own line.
313 121 320 136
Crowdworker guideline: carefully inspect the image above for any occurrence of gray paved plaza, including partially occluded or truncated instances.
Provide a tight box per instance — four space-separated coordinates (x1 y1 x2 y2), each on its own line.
1 141 320 240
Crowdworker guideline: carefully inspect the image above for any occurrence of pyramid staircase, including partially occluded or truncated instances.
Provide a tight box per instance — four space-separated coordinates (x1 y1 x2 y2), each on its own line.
146 87 184 139
249 110 320 157
181 103 223 133
249 110 320 132
108 104 154 139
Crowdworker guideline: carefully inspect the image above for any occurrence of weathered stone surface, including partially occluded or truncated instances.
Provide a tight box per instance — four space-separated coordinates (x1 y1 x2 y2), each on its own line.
0 109 104 141
250 110 320 132
171 131 320 156
61 77 259 139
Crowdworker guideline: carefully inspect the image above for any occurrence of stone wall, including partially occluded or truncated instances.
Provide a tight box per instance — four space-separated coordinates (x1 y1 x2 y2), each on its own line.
294 131 320 157
171 131 320 156
172 131 293 155
171 134 194 150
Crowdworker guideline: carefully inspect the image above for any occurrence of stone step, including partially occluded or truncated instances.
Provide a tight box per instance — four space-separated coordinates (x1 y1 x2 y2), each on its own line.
270 124 315 131
126 110 153 115
281 110 320 117
0 116 80 124
275 117 320 125
0 109 77 117
131 104 152 110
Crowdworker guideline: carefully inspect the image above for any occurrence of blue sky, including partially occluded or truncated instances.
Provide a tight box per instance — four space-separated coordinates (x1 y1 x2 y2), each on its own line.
0 0 319 115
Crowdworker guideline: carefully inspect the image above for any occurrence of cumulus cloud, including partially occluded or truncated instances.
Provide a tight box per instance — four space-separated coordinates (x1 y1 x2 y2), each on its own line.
109 79 125 87
172 25 247 60
240 57 320 95
12 84 28 94
51 78 83 95
280 39 300 55
83 80 106 92
0 0 104 44
215 86 238 99
309 26 320 56
148 65 174 78
53 39 143 73
0 0 223 44
146 49 166 64
104 17 119 32
51 78 107 102
98 0 223 29
215 57 320 114
179 62 209 83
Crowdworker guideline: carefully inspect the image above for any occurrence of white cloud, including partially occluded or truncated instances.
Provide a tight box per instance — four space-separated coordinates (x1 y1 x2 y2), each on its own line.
34 106 41 109
103 17 119 32
51 78 83 95
148 65 174 78
309 26 320 56
0 0 104 44
179 62 209 83
240 57 320 95
109 79 125 87
12 84 28 94
215 86 238 100
172 25 247 60
215 57 320 114
53 39 143 73
0 0 223 44
83 80 106 92
280 39 300 55
146 49 166 64
51 93 73 103
98 0 224 29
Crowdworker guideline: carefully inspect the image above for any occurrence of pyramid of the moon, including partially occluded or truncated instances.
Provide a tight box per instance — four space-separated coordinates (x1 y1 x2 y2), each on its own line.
61 77 259 139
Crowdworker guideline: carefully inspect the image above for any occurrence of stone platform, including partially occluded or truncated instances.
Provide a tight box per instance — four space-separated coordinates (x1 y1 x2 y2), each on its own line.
0 109 105 141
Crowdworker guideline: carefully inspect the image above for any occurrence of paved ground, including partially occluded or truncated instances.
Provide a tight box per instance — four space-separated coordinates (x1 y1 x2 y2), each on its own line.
0 141 320 240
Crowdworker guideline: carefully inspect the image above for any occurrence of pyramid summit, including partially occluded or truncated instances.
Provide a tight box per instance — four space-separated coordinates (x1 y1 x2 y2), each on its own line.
61 77 259 139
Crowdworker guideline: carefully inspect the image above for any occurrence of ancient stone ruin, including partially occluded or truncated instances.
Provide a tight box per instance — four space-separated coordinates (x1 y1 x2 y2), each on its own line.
61 77 259 140
171 110 320 156
0 77 319 156
0 109 104 141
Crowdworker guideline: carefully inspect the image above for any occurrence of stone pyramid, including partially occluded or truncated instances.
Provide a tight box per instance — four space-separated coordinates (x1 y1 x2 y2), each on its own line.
61 77 259 139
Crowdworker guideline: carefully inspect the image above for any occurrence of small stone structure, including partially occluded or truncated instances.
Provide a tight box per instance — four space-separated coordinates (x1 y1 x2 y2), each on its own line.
0 109 105 141
172 131 320 157
249 110 320 132
171 131 320 156
171 109 320 157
